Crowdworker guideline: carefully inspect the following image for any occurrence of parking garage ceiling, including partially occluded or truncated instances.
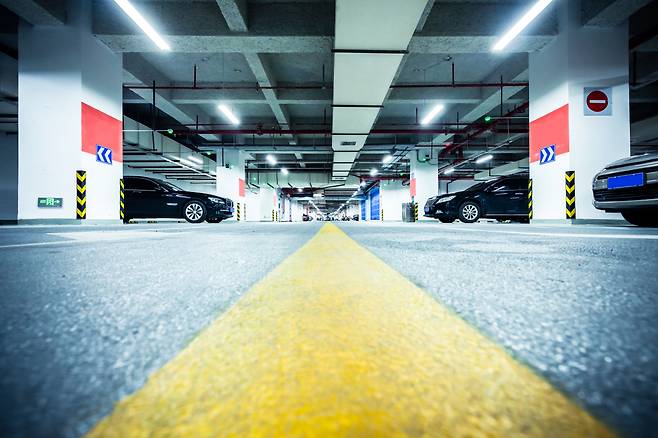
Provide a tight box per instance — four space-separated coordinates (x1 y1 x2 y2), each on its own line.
0 0 657 206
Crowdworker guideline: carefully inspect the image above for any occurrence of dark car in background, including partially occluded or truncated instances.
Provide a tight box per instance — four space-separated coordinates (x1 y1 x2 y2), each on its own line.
593 153 658 227
425 176 529 223
123 176 234 223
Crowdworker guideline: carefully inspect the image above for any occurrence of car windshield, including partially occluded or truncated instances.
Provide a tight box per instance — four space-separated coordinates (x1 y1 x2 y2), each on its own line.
160 181 182 191
464 182 488 192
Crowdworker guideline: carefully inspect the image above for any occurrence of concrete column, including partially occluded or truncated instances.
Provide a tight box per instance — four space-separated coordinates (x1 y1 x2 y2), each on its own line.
529 0 630 221
380 180 410 222
17 0 123 222
216 150 246 221
410 155 438 221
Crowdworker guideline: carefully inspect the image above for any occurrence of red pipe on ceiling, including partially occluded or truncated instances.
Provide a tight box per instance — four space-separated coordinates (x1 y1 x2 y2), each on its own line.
174 128 528 136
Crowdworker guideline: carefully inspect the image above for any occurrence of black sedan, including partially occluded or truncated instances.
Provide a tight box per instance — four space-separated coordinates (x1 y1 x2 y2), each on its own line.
593 153 658 227
425 176 529 223
123 176 234 223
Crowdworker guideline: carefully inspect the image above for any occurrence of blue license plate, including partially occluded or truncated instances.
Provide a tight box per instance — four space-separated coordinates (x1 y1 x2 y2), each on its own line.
607 173 644 190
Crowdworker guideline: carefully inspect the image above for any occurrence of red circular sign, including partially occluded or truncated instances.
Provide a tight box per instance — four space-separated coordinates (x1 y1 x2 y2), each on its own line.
586 90 609 112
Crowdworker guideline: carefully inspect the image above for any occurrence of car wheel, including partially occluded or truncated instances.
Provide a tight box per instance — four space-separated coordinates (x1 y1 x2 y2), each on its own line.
621 210 658 227
438 217 455 223
458 201 481 223
183 201 207 223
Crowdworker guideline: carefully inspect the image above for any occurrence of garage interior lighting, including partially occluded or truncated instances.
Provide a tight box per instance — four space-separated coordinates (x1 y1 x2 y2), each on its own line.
266 154 277 165
492 0 553 52
218 104 240 125
476 154 493 164
382 155 393 164
370 168 378 176
360 181 366 187
186 155 203 165
113 0 170 51
179 157 200 168
281 168 289 175
421 104 445 126
444 167 455 175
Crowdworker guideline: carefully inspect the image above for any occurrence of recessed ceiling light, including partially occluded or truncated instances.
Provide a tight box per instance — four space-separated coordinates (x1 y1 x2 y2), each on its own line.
492 0 554 52
218 104 240 125
382 155 394 164
113 0 170 51
421 104 445 126
266 154 277 165
370 168 378 176
281 168 289 175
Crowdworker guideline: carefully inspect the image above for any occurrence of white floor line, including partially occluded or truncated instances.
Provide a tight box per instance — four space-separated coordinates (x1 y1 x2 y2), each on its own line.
441 226 658 240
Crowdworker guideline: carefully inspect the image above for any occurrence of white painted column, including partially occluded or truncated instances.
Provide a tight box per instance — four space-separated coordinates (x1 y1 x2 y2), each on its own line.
380 180 410 221
216 150 246 221
410 155 438 221
529 0 630 221
17 0 123 222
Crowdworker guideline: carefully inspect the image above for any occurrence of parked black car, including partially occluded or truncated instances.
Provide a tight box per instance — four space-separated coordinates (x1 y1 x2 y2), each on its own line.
425 176 529 223
123 176 234 223
593 153 658 227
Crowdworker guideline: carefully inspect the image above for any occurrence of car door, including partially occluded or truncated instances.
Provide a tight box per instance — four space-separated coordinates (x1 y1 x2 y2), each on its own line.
505 178 529 215
124 178 167 218
484 180 516 215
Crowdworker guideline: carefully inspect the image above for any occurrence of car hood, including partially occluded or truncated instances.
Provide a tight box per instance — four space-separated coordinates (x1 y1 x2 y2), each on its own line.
605 153 658 170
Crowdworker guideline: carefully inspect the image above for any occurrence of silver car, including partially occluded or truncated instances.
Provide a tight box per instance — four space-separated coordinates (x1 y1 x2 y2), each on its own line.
592 153 658 227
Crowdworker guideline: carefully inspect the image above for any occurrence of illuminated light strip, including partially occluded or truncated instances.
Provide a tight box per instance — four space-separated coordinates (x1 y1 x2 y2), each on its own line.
492 0 553 52
420 104 445 125
88 224 613 437
218 104 240 125
113 0 170 51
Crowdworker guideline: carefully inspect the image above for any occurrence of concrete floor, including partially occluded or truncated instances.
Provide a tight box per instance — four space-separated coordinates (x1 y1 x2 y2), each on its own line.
0 221 657 437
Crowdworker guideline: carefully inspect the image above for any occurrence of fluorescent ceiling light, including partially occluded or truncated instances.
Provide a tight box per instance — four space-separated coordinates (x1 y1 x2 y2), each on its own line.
444 167 455 175
266 154 277 165
476 154 493 164
383 155 394 164
113 0 170 51
421 104 445 126
313 193 323 198
492 0 553 52
297 188 303 193
218 104 240 125
187 155 203 165
370 168 378 176
281 168 289 175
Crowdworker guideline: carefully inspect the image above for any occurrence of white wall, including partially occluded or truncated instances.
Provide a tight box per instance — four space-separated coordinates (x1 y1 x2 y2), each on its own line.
380 180 410 221
17 3 122 221
410 157 438 220
0 133 18 221
216 150 246 221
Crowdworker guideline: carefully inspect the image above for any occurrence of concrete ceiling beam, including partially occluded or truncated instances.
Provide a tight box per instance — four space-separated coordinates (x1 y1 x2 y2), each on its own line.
0 0 64 25
243 53 296 143
215 0 248 32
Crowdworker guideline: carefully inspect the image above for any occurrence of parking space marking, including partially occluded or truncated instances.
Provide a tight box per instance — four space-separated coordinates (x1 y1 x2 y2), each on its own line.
87 223 614 437
443 226 658 240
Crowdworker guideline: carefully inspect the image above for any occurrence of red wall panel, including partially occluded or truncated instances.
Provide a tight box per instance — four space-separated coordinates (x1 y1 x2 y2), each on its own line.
81 102 123 162
529 104 569 164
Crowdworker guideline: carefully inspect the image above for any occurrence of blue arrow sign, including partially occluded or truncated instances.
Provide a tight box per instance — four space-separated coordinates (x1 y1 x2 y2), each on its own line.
539 144 556 165
96 144 113 165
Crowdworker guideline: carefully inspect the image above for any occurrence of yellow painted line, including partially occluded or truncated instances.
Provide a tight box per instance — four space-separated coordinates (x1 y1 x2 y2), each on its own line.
88 224 614 437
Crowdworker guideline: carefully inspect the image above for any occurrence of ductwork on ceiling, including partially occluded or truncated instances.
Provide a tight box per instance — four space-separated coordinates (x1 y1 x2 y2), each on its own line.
330 0 429 181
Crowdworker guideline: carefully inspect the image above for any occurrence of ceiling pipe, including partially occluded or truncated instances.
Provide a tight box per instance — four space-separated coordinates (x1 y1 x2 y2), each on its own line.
174 128 528 136
123 81 529 92
439 102 530 159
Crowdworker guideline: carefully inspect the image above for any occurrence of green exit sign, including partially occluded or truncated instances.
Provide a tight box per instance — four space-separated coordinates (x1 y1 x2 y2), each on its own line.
37 197 63 208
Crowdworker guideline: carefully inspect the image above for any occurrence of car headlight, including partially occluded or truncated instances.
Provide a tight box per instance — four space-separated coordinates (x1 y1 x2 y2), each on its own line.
592 177 607 190
436 195 456 204
208 196 225 204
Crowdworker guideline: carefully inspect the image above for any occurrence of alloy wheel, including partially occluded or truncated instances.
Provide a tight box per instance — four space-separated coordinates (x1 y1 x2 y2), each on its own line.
185 203 204 221
462 204 479 221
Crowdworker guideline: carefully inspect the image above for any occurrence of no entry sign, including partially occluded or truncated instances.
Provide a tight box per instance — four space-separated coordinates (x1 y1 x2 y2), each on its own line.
584 87 612 116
